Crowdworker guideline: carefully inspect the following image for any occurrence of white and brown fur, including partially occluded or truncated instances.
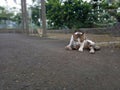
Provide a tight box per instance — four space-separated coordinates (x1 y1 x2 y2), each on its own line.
65 31 100 54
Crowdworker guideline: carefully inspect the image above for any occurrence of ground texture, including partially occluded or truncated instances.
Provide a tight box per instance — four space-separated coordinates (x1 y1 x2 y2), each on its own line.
0 33 120 90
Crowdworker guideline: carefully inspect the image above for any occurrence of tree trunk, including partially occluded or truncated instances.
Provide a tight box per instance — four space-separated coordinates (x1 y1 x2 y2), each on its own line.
21 0 29 34
41 0 47 37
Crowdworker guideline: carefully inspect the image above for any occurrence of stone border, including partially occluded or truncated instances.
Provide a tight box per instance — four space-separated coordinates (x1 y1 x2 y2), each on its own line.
96 41 120 47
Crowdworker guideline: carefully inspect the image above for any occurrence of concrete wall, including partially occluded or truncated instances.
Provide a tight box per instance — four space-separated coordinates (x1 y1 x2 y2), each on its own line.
0 29 22 33
0 25 120 37
47 23 120 37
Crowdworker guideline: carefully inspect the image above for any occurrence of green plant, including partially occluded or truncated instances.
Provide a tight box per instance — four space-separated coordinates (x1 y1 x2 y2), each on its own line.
116 12 120 22
105 4 118 9
101 2 118 9
46 0 93 29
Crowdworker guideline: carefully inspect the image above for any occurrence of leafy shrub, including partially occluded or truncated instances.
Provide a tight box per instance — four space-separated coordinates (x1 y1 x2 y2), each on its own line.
116 12 120 22
46 0 93 29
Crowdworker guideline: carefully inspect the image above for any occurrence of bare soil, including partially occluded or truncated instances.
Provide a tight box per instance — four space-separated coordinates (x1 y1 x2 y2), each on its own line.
0 33 120 90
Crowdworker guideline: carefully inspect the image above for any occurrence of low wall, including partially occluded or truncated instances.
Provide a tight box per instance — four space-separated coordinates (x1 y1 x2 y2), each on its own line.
0 29 22 33
47 28 109 34
0 27 119 36
47 27 120 36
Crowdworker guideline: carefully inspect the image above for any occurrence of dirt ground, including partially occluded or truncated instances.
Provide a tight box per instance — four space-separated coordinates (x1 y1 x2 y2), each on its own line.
0 33 120 90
